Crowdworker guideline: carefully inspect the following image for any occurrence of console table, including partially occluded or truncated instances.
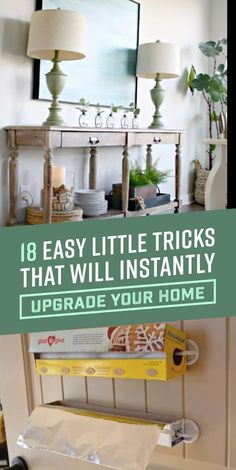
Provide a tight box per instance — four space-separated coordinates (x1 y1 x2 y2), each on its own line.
5 126 184 225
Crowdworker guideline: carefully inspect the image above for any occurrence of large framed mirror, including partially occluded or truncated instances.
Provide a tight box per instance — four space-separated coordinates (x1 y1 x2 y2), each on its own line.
33 0 140 107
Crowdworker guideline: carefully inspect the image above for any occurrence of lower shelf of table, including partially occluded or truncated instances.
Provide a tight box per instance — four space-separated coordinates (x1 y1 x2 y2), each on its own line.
8 201 178 226
85 201 177 220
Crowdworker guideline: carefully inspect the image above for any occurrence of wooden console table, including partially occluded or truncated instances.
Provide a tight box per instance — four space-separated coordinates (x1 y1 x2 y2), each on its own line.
5 126 184 225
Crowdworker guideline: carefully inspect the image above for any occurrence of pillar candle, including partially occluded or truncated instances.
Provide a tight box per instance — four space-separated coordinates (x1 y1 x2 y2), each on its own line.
52 166 66 187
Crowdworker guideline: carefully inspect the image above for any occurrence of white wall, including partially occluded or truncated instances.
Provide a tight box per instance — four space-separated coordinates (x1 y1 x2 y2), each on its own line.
210 0 227 40
0 0 212 227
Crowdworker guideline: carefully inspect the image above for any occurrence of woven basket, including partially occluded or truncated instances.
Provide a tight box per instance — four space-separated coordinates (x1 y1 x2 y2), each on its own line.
27 206 83 224
194 160 209 205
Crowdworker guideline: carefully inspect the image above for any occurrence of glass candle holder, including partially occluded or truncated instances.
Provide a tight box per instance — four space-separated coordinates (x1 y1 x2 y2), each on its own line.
41 171 75 211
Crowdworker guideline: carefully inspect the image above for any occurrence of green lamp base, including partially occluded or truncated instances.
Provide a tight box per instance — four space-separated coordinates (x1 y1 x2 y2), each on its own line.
43 51 67 127
149 74 165 129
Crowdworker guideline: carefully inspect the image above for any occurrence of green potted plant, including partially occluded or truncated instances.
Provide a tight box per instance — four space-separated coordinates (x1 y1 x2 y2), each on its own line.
112 160 171 210
188 38 227 170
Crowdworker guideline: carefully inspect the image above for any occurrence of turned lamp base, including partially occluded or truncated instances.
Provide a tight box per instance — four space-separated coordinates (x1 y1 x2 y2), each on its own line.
149 74 165 129
43 50 66 127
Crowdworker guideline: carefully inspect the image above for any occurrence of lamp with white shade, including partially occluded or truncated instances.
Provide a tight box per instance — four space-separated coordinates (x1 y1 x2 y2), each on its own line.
136 40 180 128
27 8 86 126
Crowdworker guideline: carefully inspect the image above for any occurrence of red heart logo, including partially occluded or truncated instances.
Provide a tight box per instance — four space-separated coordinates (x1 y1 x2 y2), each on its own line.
48 336 56 346
107 327 116 339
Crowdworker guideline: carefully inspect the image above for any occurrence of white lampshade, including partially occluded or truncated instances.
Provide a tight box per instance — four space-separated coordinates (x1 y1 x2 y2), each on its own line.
27 9 86 60
136 41 180 79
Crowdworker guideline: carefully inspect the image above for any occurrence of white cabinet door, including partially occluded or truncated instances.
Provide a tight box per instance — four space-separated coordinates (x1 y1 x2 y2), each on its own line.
0 334 109 469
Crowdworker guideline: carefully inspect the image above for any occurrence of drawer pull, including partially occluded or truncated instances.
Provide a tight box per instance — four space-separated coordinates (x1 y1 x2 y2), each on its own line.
153 136 161 143
89 137 100 145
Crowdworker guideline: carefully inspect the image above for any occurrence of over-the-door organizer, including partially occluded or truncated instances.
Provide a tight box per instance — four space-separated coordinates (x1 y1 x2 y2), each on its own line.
29 323 200 452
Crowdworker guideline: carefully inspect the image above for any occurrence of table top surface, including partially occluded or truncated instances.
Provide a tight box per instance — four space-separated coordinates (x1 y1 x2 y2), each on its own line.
5 125 185 133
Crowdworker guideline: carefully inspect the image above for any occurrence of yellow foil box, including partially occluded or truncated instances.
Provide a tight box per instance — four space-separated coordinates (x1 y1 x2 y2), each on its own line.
36 324 186 381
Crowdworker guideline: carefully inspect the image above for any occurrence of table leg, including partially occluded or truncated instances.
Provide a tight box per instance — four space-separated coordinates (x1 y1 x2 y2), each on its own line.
43 147 53 223
7 146 19 226
146 144 153 167
175 143 181 213
89 146 97 190
122 145 129 217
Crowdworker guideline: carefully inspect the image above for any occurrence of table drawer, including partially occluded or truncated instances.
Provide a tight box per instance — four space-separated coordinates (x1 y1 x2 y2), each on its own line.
61 131 126 148
135 133 180 146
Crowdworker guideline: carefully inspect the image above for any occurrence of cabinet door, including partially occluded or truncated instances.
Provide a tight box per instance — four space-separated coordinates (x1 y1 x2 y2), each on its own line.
0 334 110 469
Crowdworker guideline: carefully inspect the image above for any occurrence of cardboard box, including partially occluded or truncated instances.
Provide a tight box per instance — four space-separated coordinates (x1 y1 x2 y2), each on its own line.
30 327 110 354
30 322 185 355
34 323 186 381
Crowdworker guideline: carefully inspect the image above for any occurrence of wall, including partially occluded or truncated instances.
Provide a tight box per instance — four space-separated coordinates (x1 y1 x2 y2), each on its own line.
210 0 227 40
0 0 211 227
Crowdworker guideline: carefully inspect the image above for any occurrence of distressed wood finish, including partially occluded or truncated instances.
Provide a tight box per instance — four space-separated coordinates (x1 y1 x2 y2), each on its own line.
146 144 153 167
7 147 19 226
135 132 180 146
43 147 53 223
5 126 184 225
62 131 126 148
7 130 19 226
15 130 45 147
175 143 181 213
122 145 130 216
89 146 97 189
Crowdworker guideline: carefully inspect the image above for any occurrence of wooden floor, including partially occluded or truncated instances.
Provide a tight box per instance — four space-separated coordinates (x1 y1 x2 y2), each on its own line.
180 202 204 213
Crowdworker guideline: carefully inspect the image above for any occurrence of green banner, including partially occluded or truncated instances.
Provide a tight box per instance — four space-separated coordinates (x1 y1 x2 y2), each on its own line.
0 209 235 335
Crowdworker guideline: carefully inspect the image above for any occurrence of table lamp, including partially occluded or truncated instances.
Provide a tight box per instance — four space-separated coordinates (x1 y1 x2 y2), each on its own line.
27 8 86 126
136 40 180 128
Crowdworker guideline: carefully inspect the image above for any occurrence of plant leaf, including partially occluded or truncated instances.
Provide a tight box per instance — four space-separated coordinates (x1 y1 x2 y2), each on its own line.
217 63 225 74
220 38 227 45
209 77 223 102
187 65 195 85
191 74 211 92
211 111 218 122
210 144 216 152
199 41 217 57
